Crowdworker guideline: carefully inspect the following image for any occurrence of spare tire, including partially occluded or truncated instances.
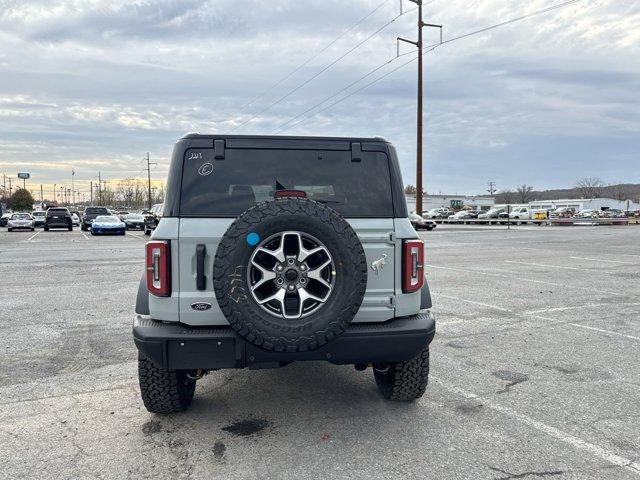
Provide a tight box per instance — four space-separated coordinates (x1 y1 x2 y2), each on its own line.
213 197 367 352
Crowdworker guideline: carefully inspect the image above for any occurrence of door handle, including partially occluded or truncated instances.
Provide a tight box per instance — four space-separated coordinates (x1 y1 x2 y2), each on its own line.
196 244 206 290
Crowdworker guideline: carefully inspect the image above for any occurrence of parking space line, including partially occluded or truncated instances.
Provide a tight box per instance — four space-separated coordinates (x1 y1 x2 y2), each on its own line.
434 376 640 475
437 293 512 312
525 302 640 315
425 264 627 297
569 324 640 342
569 256 638 265
27 231 40 241
81 232 90 240
504 260 615 274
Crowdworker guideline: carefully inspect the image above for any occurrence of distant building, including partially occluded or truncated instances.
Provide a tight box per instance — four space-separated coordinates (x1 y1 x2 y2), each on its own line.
406 194 495 213
529 197 640 212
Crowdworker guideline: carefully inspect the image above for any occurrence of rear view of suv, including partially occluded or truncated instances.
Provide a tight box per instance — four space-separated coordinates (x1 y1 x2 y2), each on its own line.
81 206 109 231
133 135 435 413
44 207 73 231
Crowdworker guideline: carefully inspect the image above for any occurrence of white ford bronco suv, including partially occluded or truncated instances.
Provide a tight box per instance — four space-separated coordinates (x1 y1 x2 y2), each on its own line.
133 134 435 413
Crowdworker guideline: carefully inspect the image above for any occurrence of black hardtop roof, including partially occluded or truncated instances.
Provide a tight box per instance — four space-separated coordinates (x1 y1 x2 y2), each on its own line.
180 133 390 143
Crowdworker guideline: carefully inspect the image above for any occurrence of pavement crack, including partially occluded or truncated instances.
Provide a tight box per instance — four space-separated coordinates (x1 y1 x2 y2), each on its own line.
488 466 565 479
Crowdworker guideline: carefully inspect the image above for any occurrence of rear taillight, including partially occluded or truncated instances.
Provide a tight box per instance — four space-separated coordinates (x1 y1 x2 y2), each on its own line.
402 239 424 293
274 189 306 198
146 240 171 297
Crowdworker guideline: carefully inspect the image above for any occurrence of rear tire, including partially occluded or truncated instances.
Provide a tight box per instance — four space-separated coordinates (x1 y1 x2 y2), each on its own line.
7 228 11 232
44 226 49 231
138 353 196 414
374 347 430 401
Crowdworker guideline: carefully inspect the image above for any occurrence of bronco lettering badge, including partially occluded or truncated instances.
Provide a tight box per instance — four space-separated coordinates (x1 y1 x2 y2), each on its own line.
190 302 212 311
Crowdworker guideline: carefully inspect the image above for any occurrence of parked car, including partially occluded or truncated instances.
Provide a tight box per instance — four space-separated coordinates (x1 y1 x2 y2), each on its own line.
423 207 451 220
133 134 435 413
551 207 576 218
574 209 600 219
90 215 126 235
117 211 130 221
143 203 163 235
478 207 506 222
447 210 478 223
509 206 531 222
0 212 13 227
44 207 73 231
70 213 80 226
124 213 145 230
81 206 109 231
31 210 46 227
601 209 625 218
7 212 35 231
409 212 436 231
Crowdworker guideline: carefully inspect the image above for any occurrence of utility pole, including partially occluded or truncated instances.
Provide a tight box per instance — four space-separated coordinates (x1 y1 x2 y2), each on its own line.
145 152 157 211
397 1 441 215
71 169 75 207
53 183 56 204
40 184 43 203
90 181 93 205
487 181 496 196
97 172 102 205
8 177 12 197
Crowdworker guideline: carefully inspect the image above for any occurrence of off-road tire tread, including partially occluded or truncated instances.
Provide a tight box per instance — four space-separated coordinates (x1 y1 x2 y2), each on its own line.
213 198 367 353
138 353 195 414
374 348 430 401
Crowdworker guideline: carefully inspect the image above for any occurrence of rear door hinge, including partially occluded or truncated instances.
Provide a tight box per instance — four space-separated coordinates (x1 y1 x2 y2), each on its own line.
388 295 396 307
388 232 396 244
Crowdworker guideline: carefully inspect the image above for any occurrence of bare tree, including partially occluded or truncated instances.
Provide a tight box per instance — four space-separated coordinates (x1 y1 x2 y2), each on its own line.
404 185 417 195
495 189 516 204
516 184 534 204
575 177 604 198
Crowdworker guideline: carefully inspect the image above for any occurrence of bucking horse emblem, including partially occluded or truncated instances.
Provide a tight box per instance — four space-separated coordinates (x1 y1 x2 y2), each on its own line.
370 254 387 275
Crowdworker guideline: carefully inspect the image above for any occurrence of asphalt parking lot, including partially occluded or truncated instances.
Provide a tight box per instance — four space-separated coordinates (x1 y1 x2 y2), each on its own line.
1 225 639 479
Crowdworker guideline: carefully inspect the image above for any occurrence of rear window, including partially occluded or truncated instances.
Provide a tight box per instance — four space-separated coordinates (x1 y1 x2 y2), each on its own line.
85 207 108 214
48 209 68 214
179 148 394 217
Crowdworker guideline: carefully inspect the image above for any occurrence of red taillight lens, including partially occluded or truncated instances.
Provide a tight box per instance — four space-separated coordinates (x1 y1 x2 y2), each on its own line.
402 239 424 293
274 189 306 198
146 240 171 297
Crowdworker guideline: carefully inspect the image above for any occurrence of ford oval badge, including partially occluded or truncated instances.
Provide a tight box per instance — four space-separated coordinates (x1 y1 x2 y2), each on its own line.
191 302 212 311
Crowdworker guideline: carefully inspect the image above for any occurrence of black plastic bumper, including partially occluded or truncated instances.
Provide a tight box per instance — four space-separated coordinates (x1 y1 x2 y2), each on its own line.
133 311 436 370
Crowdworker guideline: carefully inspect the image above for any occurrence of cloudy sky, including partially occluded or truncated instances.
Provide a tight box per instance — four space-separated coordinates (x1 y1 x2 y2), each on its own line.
0 0 638 199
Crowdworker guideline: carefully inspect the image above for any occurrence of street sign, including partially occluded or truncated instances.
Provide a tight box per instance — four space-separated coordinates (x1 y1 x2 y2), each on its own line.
17 172 30 179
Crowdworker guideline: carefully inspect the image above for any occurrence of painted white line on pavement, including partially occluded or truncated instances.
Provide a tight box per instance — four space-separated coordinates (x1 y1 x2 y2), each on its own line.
437 293 512 312
569 323 640 342
504 260 615 274
434 377 640 476
424 264 627 297
81 232 90 240
524 302 640 315
569 256 638 265
27 231 40 241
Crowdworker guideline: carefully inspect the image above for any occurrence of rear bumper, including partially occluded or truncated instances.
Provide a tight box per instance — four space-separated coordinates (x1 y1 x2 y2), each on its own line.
92 227 125 234
133 311 436 370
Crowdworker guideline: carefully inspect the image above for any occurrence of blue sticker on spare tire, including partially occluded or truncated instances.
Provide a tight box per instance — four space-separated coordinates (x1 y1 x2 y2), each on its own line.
246 232 260 246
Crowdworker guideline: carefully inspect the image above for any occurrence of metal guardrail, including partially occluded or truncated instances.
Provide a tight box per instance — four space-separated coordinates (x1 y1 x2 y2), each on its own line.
429 217 635 226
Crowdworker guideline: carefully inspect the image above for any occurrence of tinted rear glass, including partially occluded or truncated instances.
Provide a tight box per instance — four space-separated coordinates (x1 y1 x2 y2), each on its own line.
85 207 108 214
48 209 68 214
179 148 394 217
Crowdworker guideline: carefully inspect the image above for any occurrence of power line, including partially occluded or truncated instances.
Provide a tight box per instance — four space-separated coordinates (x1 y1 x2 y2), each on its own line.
271 50 417 134
228 4 420 133
233 0 394 117
273 0 585 131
